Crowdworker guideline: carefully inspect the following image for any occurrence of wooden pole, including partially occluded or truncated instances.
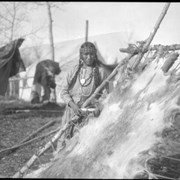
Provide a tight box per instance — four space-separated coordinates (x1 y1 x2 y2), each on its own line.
85 20 89 42
46 2 57 103
46 1 55 61
82 54 134 108
83 3 171 107
132 3 171 70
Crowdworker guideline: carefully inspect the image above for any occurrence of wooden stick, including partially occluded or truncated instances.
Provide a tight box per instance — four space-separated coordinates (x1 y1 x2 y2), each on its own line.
20 120 57 144
132 3 171 70
85 20 89 42
82 53 135 108
0 126 59 160
82 3 170 108
11 109 61 113
12 123 72 178
0 120 56 159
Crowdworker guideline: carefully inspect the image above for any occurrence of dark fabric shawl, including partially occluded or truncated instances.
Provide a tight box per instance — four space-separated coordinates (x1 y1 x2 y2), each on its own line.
0 38 25 95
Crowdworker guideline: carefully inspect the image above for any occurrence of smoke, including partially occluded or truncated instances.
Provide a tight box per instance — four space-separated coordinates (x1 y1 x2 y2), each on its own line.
25 48 180 179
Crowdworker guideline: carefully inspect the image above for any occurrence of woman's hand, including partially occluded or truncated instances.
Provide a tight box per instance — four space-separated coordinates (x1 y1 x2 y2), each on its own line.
69 101 83 116
93 102 103 117
93 106 101 117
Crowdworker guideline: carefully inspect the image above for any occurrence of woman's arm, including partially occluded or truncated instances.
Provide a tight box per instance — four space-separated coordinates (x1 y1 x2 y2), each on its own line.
61 65 79 105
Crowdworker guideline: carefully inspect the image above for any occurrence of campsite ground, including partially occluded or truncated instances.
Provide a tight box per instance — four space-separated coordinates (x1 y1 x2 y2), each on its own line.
0 96 65 177
0 96 180 178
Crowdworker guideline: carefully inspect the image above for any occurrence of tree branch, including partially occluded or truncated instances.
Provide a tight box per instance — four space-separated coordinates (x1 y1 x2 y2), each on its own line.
0 13 12 23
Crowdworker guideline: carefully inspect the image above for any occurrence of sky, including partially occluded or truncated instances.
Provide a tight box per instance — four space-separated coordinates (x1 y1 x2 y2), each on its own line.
23 2 180 47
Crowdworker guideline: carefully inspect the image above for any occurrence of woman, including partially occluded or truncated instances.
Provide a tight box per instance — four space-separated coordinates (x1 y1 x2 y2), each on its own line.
61 41 114 138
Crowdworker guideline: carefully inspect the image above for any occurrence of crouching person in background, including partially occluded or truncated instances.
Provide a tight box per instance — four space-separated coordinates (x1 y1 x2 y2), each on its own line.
30 59 61 104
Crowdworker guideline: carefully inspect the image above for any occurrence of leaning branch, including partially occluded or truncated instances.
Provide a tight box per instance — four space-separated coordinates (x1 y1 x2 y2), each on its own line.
82 53 135 108
20 120 57 144
0 127 60 160
132 3 171 70
12 123 72 178
0 120 57 158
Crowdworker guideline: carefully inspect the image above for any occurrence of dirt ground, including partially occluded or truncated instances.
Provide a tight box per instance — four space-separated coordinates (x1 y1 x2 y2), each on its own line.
0 96 65 177
0 96 179 179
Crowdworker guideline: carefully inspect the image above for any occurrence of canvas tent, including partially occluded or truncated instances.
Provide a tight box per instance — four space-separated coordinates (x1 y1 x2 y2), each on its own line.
0 38 26 96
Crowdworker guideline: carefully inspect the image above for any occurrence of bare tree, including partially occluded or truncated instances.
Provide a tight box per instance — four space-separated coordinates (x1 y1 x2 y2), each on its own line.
0 2 46 46
34 2 67 102
35 2 67 60
45 2 66 102
46 2 55 61
0 2 30 45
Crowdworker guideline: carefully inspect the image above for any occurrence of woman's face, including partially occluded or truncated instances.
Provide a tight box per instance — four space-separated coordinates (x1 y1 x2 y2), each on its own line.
82 52 96 66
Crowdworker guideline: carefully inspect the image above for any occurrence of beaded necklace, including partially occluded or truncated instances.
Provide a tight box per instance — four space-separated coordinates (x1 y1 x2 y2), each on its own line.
79 66 93 87
78 67 95 97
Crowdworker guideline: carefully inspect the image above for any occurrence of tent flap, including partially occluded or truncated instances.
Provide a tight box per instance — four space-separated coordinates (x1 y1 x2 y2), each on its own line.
0 38 25 96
